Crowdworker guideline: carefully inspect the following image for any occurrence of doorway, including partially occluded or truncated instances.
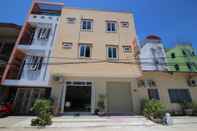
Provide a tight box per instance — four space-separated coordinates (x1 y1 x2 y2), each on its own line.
64 81 92 113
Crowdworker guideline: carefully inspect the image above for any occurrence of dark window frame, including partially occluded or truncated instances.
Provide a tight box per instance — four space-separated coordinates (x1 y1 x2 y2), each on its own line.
148 89 160 100
168 89 192 103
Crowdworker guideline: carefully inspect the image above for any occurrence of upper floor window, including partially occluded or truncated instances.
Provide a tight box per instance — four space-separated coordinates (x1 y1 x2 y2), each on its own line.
37 28 51 40
174 64 180 71
192 51 195 56
120 21 129 28
107 46 118 59
27 56 43 71
81 19 93 32
186 62 192 70
182 50 187 56
171 53 176 58
123 45 132 53
79 44 91 58
106 21 117 32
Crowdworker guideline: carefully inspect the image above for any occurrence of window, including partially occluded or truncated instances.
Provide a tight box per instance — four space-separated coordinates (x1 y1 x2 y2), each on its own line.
62 42 72 49
168 89 192 103
123 46 131 53
107 46 118 59
182 50 187 56
192 51 195 56
186 62 192 70
148 89 160 100
81 19 93 31
174 64 180 71
106 21 117 32
120 21 129 28
79 44 91 58
171 53 176 58
37 28 51 40
147 80 157 87
27 56 43 71
67 17 76 24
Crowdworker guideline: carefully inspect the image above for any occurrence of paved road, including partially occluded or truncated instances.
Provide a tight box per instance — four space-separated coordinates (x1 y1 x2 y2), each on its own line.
0 116 197 131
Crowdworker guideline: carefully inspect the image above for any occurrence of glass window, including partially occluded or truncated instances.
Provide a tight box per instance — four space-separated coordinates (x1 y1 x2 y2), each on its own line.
171 53 176 58
186 62 192 70
107 46 118 59
79 44 91 58
106 21 117 32
182 50 187 56
148 89 160 100
81 19 93 31
27 56 43 71
168 89 192 103
174 64 180 71
37 28 51 40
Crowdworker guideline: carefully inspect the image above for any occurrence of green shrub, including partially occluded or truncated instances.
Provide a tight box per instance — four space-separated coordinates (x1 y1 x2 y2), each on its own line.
31 99 52 127
141 98 166 120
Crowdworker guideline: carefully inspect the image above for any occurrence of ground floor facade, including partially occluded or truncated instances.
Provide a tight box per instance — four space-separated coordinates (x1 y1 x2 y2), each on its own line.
1 72 197 115
138 72 197 112
50 77 140 115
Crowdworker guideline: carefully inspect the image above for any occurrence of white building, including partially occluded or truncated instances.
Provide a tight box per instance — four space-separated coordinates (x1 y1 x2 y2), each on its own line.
139 35 167 71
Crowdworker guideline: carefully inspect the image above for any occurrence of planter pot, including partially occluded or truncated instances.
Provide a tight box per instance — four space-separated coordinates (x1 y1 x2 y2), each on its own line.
184 109 193 116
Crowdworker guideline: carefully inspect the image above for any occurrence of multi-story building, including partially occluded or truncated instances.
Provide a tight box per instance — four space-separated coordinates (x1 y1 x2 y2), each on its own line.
139 35 167 71
138 36 197 112
0 23 21 102
49 8 141 114
1 1 64 114
166 44 197 72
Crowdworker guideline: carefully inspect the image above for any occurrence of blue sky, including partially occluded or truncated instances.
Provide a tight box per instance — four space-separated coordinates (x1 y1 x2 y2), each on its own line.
0 0 197 49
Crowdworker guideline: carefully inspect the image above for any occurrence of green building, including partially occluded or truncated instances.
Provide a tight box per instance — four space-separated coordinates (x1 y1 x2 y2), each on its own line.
166 44 197 72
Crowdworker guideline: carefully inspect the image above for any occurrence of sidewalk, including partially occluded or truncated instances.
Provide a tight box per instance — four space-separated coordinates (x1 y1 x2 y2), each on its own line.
12 116 157 128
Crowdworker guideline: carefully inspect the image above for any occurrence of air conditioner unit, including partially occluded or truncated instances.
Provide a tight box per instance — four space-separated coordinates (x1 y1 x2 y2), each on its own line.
187 79 197 87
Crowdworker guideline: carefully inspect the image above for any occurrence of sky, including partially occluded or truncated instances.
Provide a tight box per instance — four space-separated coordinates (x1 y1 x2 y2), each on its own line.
0 0 197 49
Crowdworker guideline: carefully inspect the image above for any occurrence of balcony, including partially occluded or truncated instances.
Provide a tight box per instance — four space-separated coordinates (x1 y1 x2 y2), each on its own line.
28 14 59 24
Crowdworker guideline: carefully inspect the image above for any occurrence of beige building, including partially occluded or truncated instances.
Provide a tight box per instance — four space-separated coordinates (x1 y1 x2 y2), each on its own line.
137 71 197 112
49 8 141 114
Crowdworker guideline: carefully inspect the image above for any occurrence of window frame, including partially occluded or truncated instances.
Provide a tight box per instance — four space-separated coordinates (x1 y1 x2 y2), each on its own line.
106 21 117 33
80 19 93 32
168 89 192 103
106 45 118 59
148 89 160 100
79 44 92 58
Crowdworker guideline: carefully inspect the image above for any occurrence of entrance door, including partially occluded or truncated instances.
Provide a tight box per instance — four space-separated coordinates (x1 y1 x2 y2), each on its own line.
107 82 132 114
64 81 92 113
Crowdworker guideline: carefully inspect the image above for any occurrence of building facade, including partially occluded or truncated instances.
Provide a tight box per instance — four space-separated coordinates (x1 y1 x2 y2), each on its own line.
139 37 197 112
1 1 64 114
0 23 21 102
139 35 167 71
49 8 141 114
166 44 197 72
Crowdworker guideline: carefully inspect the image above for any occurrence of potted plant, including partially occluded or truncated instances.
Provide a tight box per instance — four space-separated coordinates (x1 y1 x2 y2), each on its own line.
97 94 106 116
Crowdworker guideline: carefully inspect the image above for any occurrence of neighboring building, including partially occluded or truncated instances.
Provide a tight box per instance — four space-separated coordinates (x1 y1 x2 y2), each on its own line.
49 8 141 114
0 23 21 102
1 1 64 114
138 72 197 112
166 44 197 72
138 37 197 112
139 35 167 71
0 23 21 79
